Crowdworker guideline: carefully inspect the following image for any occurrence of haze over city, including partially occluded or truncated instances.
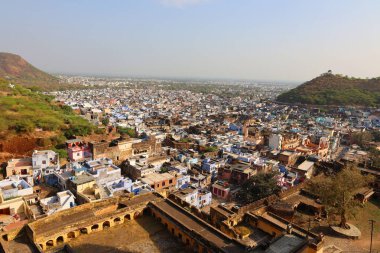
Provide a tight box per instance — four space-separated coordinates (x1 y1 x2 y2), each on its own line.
1 0 380 81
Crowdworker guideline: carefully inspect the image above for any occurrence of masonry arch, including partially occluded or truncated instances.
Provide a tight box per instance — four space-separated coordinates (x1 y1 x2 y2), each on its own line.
124 214 131 220
46 240 54 248
114 217 122 223
91 224 99 231
80 228 88 234
56 236 64 245
67 231 76 239
103 220 111 229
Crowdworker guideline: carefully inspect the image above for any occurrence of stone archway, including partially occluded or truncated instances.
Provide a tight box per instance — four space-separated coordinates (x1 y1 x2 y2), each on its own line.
80 228 88 234
124 214 131 220
103 220 111 229
91 224 99 231
46 240 54 248
67 231 76 239
114 217 122 224
56 236 64 245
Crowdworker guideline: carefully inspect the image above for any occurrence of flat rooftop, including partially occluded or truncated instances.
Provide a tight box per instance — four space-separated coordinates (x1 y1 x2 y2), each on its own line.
265 234 305 253
152 200 244 253
71 173 95 185
283 192 322 209
7 158 32 167
229 162 251 171
141 172 174 185
66 139 83 144
297 161 314 171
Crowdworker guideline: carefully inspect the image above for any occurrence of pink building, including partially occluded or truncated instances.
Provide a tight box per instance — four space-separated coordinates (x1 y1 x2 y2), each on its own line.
211 181 230 200
66 139 92 162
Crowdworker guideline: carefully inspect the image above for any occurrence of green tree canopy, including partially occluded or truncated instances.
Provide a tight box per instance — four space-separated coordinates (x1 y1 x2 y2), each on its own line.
351 131 373 146
117 127 137 138
307 166 374 228
101 117 110 126
236 171 281 204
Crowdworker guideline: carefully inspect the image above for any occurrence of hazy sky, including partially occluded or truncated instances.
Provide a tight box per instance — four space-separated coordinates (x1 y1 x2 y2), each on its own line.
1 0 380 82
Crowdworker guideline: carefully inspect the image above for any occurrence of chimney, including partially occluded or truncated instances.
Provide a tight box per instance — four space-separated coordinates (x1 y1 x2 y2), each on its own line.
286 224 293 234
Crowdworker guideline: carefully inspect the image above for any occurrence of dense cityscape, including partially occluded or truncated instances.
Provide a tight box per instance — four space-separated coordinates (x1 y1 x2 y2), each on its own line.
0 1 379 253
0 73 378 252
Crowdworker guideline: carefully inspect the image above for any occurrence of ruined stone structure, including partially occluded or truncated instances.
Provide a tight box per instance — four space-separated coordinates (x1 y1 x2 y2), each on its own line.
1 185 324 253
162 136 194 150
281 133 301 150
296 136 330 158
242 120 264 146
25 194 157 252
90 136 161 165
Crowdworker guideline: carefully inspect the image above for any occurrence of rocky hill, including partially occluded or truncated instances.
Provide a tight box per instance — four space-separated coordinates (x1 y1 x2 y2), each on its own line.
0 52 62 90
277 72 380 106
0 78 96 162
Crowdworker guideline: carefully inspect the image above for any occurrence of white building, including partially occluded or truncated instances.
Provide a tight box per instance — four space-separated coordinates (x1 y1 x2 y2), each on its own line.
176 174 191 189
0 177 33 201
104 178 133 197
85 158 122 184
295 161 315 179
174 187 212 209
32 150 60 178
40 190 76 215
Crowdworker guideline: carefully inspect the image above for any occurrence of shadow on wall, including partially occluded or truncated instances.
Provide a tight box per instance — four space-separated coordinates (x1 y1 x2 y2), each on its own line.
134 216 192 253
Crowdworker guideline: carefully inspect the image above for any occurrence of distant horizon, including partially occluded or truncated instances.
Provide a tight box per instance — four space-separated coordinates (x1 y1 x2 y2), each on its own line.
52 70 302 84
1 0 380 82
51 69 380 85
3 50 380 86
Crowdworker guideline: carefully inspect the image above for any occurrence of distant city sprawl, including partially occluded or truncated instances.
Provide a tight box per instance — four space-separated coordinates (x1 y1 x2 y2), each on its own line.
1 73 379 253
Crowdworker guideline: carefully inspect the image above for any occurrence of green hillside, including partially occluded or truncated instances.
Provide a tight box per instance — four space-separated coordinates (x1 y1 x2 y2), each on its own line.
0 78 93 139
0 52 72 90
277 72 380 106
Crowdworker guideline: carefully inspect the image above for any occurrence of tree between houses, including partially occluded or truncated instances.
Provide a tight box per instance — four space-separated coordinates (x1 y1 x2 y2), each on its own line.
307 165 374 229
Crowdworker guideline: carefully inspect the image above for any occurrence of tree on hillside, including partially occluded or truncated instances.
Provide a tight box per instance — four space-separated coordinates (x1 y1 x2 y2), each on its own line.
369 147 380 168
101 117 109 126
117 127 136 138
307 166 374 229
61 105 73 114
351 131 373 147
236 171 281 204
